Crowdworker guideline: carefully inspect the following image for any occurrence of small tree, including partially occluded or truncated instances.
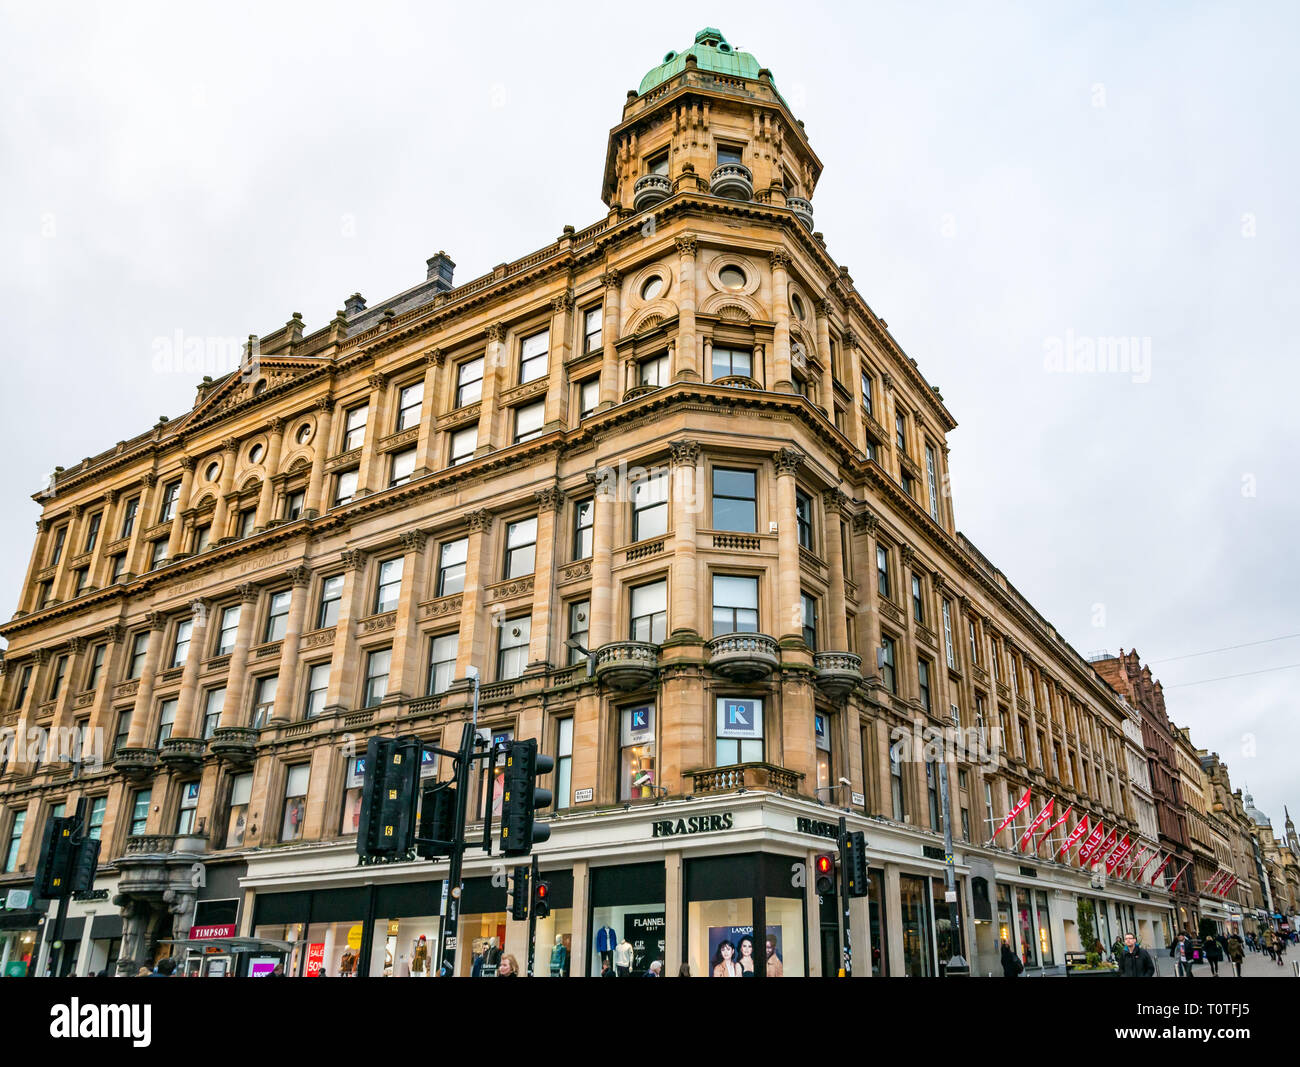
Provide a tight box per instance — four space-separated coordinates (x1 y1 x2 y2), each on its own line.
1077 899 1096 953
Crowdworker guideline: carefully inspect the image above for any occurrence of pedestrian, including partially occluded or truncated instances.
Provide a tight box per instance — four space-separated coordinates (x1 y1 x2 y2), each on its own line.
1203 933 1222 976
470 946 485 979
497 954 520 977
1274 933 1286 967
645 960 663 977
1117 933 1156 977
146 958 176 977
1000 940 1023 978
677 963 691 977
1226 934 1245 977
1172 933 1195 977
600 958 615 978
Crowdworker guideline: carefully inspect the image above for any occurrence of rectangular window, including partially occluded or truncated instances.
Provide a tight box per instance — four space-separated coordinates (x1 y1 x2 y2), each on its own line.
252 676 278 729
112 712 131 757
861 370 874 417
86 643 107 689
918 659 932 714
159 480 181 522
711 469 756 532
49 655 68 700
968 619 979 664
389 448 417 487
504 517 537 578
176 781 200 834
710 345 753 380
620 703 657 799
226 772 253 847
630 580 667 644
925 444 940 520
717 143 744 166
876 545 891 598
941 599 955 669
364 649 391 707
926 760 941 830
795 490 813 550
171 619 192 668
284 490 305 521
238 508 256 538
572 499 593 560
49 526 67 566
129 790 151 836
343 404 368 451
110 554 127 582
14 664 32 708
87 796 107 841
519 329 549 383
375 557 403 614
304 663 330 718
567 600 590 664
712 574 759 636
638 353 668 387
579 378 600 419
496 616 531 680
648 150 670 175
120 498 139 539
555 717 574 809
317 576 343 629
584 306 602 353
890 741 906 821
437 538 468 597
333 468 359 506
513 401 545 443
449 426 477 466
991 642 1000 681
912 575 924 624
265 590 291 642
715 696 763 765
150 538 168 569
895 414 906 453
881 635 898 694
900 472 915 498
800 592 818 650
83 512 102 552
396 381 423 431
192 524 211 553
427 632 459 695
202 688 225 740
127 632 149 679
631 470 668 540
216 605 240 655
281 765 310 842
3 811 24 873
456 357 484 407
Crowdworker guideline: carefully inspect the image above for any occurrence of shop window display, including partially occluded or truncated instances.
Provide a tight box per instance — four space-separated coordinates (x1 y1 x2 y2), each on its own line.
899 873 934 976
589 862 665 977
1016 886 1038 968
619 704 656 801
685 854 806 977
369 917 442 977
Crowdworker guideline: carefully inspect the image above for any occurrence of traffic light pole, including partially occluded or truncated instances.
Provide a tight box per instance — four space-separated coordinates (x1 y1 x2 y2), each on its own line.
526 853 539 977
435 721 477 978
837 815 853 977
41 797 87 977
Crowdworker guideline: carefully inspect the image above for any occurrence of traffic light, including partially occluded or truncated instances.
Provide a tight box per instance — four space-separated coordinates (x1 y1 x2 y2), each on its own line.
532 878 551 920
69 836 101 894
34 817 77 899
499 739 554 857
814 852 836 896
356 736 421 860
509 865 531 921
844 831 868 898
416 780 458 859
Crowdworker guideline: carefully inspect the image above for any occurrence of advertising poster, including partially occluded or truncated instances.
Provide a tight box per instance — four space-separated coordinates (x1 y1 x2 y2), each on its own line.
248 956 281 977
305 943 325 977
626 911 665 972
707 925 784 977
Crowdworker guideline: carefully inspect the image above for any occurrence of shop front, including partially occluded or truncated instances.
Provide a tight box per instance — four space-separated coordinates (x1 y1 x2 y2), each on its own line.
0 885 42 977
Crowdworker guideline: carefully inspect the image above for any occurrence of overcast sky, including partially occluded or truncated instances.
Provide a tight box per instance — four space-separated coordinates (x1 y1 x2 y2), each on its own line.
2 1 1296 829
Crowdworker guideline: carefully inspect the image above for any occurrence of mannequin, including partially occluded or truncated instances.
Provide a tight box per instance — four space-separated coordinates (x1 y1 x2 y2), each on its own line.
614 936 634 977
549 934 567 978
485 936 501 975
595 923 617 970
411 935 429 975
396 953 411 978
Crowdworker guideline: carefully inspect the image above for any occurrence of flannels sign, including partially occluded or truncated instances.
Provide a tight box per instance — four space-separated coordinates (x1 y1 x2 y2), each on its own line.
651 813 735 837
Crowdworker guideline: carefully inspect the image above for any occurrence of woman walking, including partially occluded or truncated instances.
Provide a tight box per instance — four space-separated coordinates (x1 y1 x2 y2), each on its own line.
1203 933 1223 977
1226 934 1244 977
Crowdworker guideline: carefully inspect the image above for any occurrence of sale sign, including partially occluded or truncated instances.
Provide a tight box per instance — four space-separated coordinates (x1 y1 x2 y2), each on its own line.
305 943 326 977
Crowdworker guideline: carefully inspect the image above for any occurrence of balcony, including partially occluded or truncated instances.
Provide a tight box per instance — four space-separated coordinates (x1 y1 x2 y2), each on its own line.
594 642 659 691
209 726 258 766
633 173 672 212
814 651 862 699
690 762 804 796
710 162 753 201
112 747 159 781
786 196 814 230
712 375 762 391
709 632 779 682
159 737 207 771
123 832 207 857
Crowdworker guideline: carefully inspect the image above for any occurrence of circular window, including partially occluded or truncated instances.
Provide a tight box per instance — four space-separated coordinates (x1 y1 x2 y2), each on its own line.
249 443 264 464
296 423 312 444
719 265 747 290
791 292 806 320
204 461 219 482
641 275 664 301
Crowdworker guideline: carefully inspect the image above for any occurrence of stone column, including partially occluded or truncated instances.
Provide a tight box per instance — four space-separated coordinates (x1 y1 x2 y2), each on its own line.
270 565 313 722
770 251 794 393
545 293 573 428
49 507 82 599
355 374 390 495
586 467 617 649
387 532 430 700
322 550 370 713
596 271 623 410
668 441 701 636
124 612 167 749
305 394 336 518
210 439 240 541
675 238 698 381
47 637 85 751
453 511 494 679
851 511 882 682
883 863 906 975
415 352 443 475
85 625 127 769
527 489 563 669
20 520 50 612
165 459 197 557
774 447 804 640
124 474 157 575
823 489 850 650
171 600 212 739
476 324 505 456
254 418 287 528
816 298 836 417
842 328 866 453
217 584 262 728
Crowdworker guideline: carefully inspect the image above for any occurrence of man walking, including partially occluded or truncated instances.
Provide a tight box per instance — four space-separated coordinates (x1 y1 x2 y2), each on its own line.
1225 933 1245 977
1172 933 1195 977
1117 933 1155 977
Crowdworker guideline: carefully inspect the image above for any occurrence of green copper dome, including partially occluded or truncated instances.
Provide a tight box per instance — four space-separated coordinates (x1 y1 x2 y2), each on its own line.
637 29 765 94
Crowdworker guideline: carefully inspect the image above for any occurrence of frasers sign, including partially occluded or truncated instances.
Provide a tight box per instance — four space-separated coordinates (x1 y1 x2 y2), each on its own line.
651 813 734 838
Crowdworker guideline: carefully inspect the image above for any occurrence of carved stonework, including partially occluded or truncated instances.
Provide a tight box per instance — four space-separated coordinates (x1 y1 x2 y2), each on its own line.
268 417 286 436
881 372 894 390
587 466 618 499
602 269 622 291
931 571 949 598
141 473 157 488
675 236 697 257
769 249 792 270
67 636 87 656
237 582 260 603
341 548 368 572
823 487 848 512
189 599 210 621
179 457 196 473
900 544 916 568
146 611 167 631
551 290 575 313
853 510 879 535
222 437 240 453
105 623 127 644
465 508 494 533
315 394 334 412
286 564 312 587
33 648 50 666
774 446 805 476
485 323 506 344
819 297 836 319
400 529 428 553
670 439 701 467
367 373 388 391
426 348 445 367
535 487 566 513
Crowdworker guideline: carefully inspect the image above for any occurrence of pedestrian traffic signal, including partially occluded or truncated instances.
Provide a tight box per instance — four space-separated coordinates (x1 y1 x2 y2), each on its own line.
532 879 551 920
357 736 422 860
69 836 101 894
844 831 868 898
814 852 836 896
509 865 531 921
34 817 77 899
416 780 458 859
499 739 553 857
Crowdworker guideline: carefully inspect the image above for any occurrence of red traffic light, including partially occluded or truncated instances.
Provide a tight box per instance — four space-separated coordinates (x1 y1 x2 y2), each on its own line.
814 852 836 895
535 883 549 900
815 854 834 876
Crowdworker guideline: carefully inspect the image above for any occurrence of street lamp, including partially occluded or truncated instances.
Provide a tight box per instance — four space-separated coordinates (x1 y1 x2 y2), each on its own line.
564 638 596 677
815 777 853 811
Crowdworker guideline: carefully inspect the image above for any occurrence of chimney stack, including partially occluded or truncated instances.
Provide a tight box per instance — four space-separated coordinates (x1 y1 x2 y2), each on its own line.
426 251 456 291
